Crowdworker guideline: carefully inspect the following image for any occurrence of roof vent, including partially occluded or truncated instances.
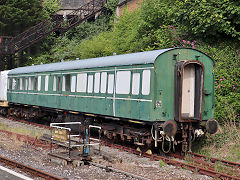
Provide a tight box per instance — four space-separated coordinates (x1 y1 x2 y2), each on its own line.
61 59 64 62
32 64 34 66
40 62 43 65
113 52 117 56
76 58 80 60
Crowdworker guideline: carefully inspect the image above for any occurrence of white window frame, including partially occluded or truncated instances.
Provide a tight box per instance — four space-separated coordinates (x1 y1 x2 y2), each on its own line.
45 75 49 91
116 71 131 94
77 73 87 93
53 76 57 91
108 74 114 94
132 73 140 95
87 75 93 93
37 76 41 91
100 72 107 93
71 76 76 92
94 73 100 93
142 70 151 95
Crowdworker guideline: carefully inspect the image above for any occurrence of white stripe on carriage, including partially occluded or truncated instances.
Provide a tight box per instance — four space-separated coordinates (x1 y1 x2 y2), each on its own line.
7 91 152 102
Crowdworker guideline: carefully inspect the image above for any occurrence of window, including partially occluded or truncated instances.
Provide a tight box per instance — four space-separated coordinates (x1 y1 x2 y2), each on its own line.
62 76 66 91
12 78 16 90
25 78 28 90
142 70 151 95
34 77 38 91
20 78 23 90
87 75 93 93
7 78 10 89
77 73 87 92
17 79 20 89
28 77 34 90
116 71 131 94
100 72 107 93
71 76 76 92
94 73 100 93
66 74 70 91
45 75 49 91
53 76 57 91
37 76 41 91
57 77 61 92
108 74 114 94
132 73 140 95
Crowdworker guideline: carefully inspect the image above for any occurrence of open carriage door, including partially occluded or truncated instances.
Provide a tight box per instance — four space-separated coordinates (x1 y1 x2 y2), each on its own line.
174 61 204 122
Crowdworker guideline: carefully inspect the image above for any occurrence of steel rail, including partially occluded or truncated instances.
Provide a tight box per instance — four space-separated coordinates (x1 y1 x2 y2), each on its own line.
102 141 240 180
0 155 65 180
186 152 240 168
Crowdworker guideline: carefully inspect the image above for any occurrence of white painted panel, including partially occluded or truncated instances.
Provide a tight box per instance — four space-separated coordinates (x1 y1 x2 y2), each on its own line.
62 75 66 91
87 75 93 93
132 73 140 95
53 76 57 91
37 76 41 91
181 64 195 117
20 78 23 90
28 77 34 90
108 74 114 94
116 71 131 94
0 70 10 101
94 73 100 93
77 73 87 92
142 70 151 95
45 75 49 91
25 78 28 90
12 78 16 90
71 76 76 92
101 72 107 93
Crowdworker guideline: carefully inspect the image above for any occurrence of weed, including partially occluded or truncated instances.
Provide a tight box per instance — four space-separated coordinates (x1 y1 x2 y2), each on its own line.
159 160 166 167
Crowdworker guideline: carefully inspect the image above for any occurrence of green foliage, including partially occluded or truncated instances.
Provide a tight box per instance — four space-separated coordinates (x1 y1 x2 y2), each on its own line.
66 16 110 41
105 0 119 13
0 0 45 35
172 0 240 40
42 0 61 18
198 43 240 123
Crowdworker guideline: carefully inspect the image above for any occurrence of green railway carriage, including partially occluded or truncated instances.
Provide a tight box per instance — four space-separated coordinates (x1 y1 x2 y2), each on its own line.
7 48 218 152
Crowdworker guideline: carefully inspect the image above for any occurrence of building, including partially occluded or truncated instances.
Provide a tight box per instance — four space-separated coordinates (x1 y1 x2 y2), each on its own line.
116 0 142 17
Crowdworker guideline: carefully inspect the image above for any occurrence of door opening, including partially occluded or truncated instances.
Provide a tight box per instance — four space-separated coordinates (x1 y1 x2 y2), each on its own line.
174 61 204 122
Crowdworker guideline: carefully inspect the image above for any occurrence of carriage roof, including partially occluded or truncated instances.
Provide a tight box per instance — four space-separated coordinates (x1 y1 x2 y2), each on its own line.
9 48 173 75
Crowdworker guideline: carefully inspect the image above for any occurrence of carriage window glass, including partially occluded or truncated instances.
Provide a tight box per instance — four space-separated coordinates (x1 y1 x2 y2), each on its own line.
94 73 100 93
45 75 49 91
132 73 140 95
87 75 93 93
37 76 41 91
34 77 38 91
20 78 23 90
28 77 34 90
108 74 114 94
16 79 20 90
25 78 28 90
116 71 131 94
100 72 107 93
77 73 87 92
57 77 61 92
62 75 66 91
65 74 70 91
22 78 25 90
71 76 76 92
7 78 10 89
142 70 151 95
53 76 57 91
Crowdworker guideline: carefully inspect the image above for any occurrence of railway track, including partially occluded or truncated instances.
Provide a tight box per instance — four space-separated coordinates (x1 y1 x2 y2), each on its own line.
0 155 65 180
102 141 240 180
2 116 240 179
